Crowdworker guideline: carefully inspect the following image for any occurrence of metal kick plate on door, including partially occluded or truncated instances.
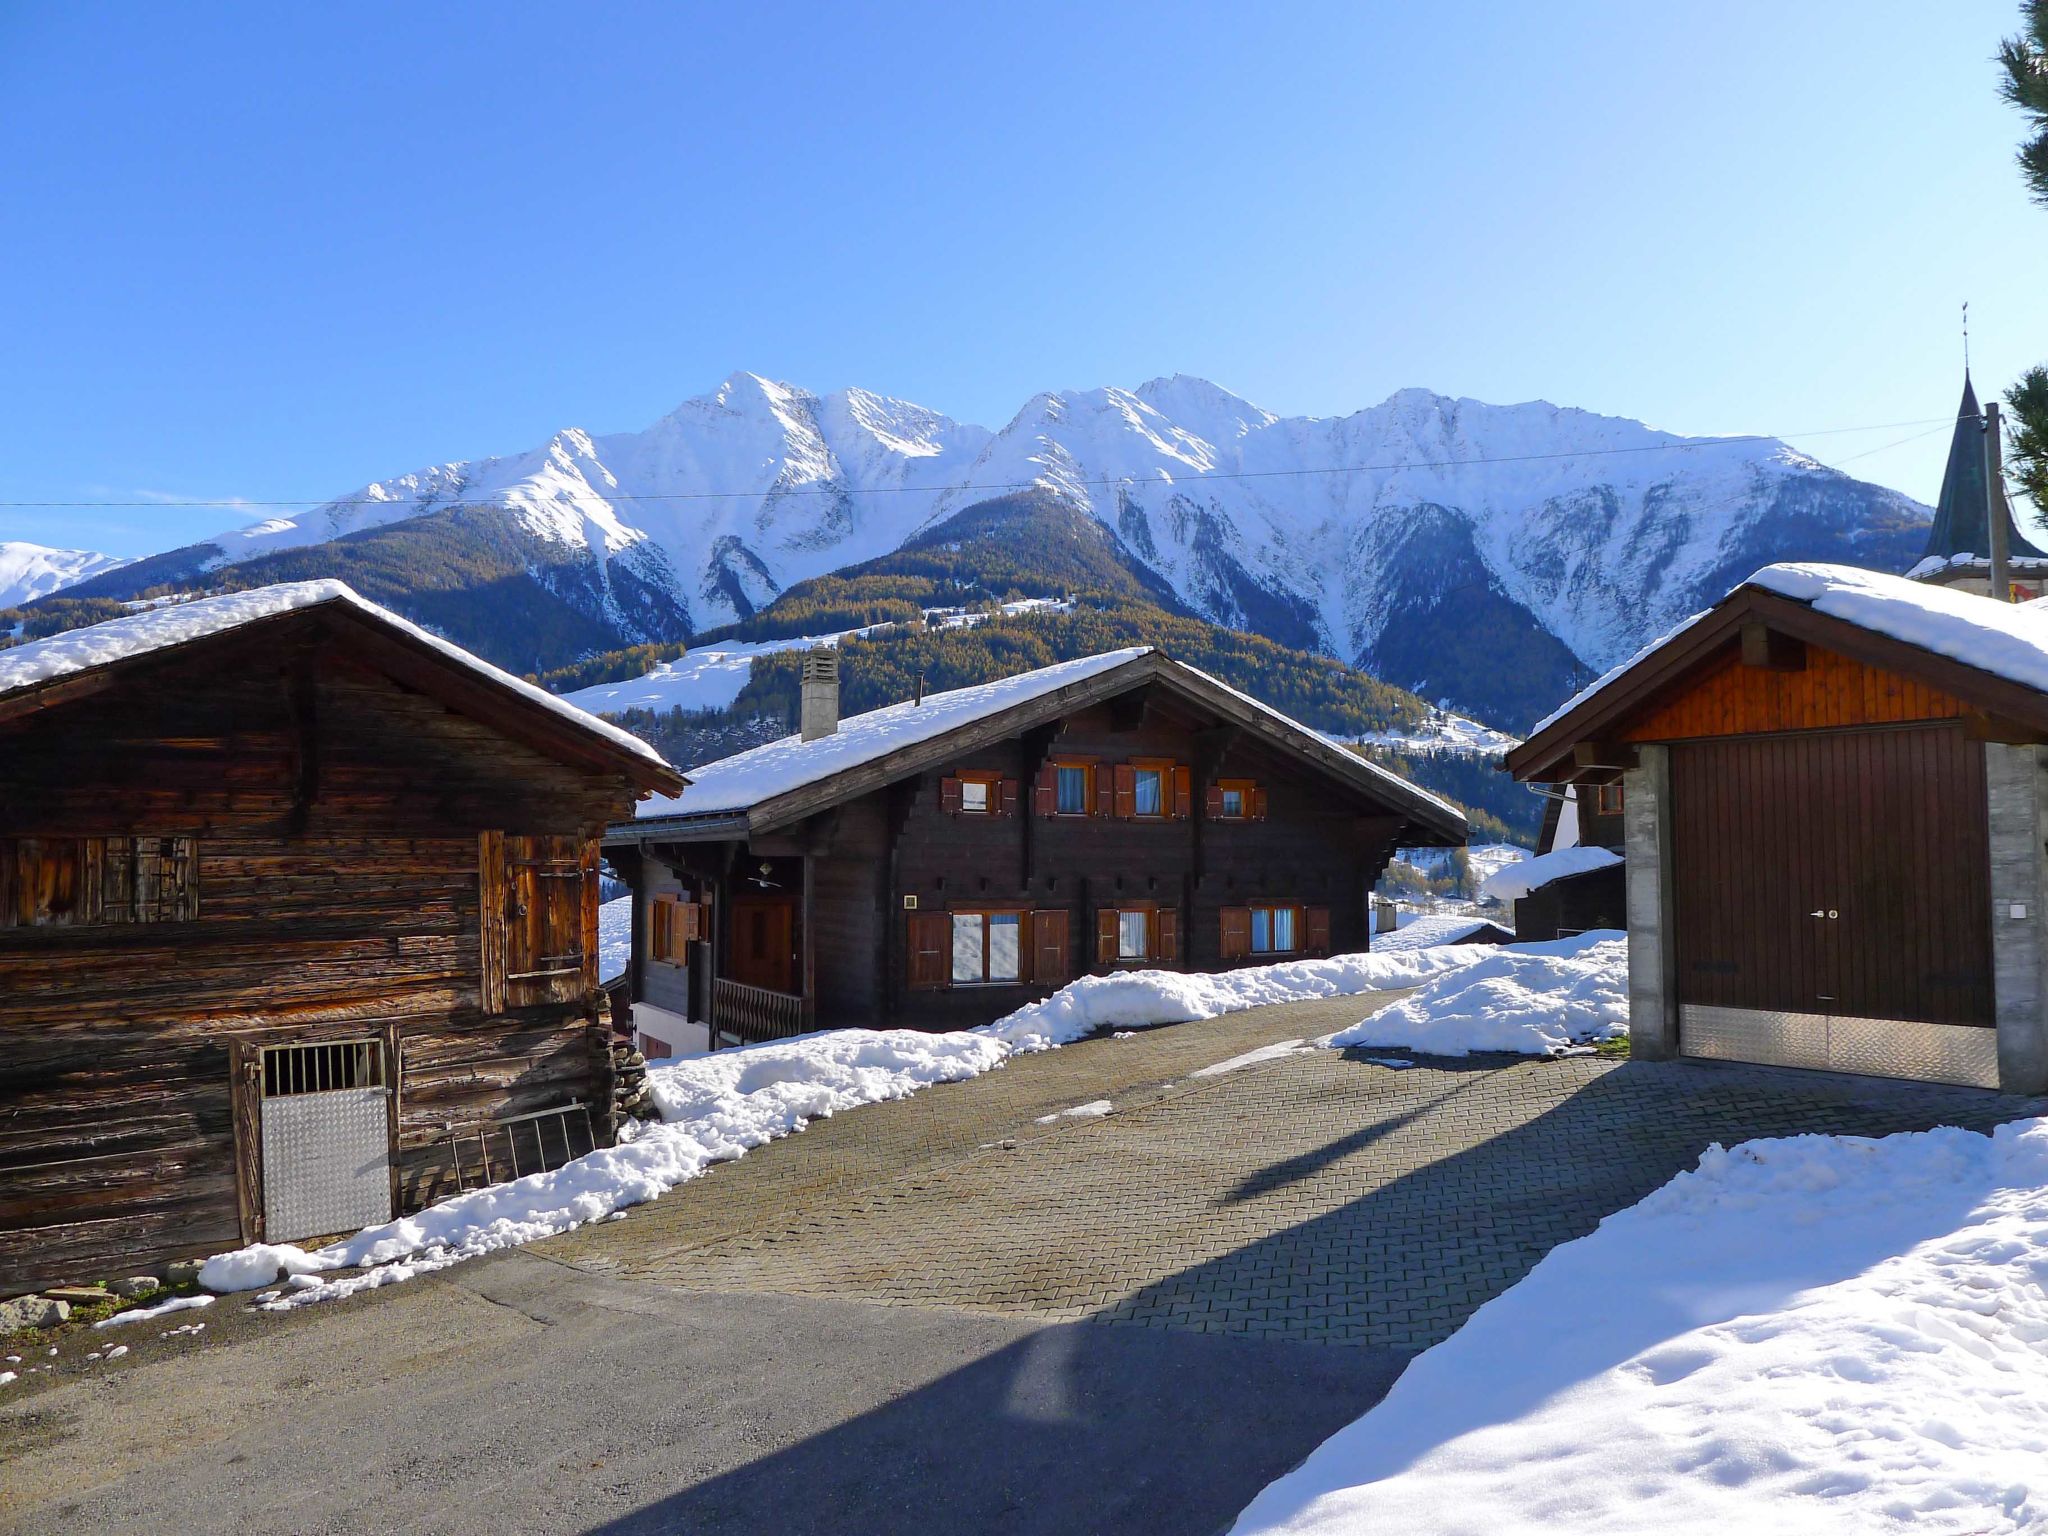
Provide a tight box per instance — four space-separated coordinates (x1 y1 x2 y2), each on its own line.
1681 1005 1999 1089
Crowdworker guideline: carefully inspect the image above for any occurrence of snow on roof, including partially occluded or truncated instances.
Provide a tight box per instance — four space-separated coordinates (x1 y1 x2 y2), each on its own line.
1531 561 2048 741
1478 845 1621 903
632 646 1466 829
637 648 1154 819
0 579 672 771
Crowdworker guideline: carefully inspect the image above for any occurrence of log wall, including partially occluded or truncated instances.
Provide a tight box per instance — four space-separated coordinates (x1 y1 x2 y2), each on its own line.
0 627 640 1295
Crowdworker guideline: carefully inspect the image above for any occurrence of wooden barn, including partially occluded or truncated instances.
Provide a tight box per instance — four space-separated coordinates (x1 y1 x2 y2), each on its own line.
606 646 1466 1052
0 582 683 1295
1507 562 2048 1094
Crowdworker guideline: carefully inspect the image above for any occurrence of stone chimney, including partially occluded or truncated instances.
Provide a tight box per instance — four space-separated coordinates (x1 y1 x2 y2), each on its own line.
799 646 840 741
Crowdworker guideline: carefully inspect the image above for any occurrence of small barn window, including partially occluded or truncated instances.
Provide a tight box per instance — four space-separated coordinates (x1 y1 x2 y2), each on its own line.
480 832 597 1011
1595 781 1625 816
262 1038 384 1098
0 835 198 929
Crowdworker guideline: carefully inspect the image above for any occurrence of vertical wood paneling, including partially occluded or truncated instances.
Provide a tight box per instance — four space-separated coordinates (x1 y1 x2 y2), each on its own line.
1626 644 1969 742
1671 725 1992 1026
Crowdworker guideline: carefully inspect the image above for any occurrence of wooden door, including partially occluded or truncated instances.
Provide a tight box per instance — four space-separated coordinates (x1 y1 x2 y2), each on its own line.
729 896 797 994
1670 726 1992 1027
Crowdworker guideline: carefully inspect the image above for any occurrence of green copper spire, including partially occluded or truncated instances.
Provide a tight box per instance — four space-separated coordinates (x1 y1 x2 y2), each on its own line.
1921 373 2047 562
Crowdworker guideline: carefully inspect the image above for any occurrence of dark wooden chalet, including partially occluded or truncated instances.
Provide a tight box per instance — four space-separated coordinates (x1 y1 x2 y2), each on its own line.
1507 561 2048 1093
1499 783 1627 942
0 582 683 1295
606 646 1466 1052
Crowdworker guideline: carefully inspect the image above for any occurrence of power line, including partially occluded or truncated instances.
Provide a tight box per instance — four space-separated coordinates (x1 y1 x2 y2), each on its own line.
0 413 1971 511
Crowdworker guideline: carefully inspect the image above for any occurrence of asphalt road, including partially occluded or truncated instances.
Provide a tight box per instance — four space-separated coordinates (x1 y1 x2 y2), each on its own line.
0 1250 1404 1536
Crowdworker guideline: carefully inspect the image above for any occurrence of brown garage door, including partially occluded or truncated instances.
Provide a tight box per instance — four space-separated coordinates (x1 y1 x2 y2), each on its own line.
1669 725 1992 1028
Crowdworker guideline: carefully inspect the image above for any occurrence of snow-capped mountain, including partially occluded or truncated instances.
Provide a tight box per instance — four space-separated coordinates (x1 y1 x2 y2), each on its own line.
0 541 130 607
70 372 1930 728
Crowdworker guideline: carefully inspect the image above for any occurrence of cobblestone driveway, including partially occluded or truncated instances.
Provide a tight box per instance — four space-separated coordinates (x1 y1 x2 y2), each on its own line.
545 995 2039 1352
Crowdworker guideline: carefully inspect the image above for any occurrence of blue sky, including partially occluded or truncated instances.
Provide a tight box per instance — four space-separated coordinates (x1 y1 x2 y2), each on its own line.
2 0 2044 557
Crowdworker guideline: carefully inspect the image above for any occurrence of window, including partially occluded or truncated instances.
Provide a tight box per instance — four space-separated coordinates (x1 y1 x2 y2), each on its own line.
1056 764 1090 815
1117 909 1149 959
1210 778 1263 821
1251 905 1297 954
1222 904 1331 962
650 893 701 965
961 779 990 814
951 910 1023 985
0 835 199 928
1595 781 1625 817
1221 787 1243 818
1133 767 1164 817
942 772 1015 817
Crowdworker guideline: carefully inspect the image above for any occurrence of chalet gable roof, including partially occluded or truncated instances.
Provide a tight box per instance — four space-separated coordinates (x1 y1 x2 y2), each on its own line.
1509 562 2048 781
623 647 1466 845
0 580 685 793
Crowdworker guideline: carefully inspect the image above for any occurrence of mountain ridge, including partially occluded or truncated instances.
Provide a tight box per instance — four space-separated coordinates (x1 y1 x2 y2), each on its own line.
53 371 1933 729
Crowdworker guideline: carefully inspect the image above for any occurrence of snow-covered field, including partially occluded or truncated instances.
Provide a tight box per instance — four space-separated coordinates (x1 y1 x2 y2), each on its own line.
191 937 1590 1306
1231 1114 2048 1536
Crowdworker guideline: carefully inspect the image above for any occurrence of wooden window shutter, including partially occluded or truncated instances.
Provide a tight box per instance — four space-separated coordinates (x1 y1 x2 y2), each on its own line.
1172 766 1192 820
1304 906 1331 957
1096 908 1119 967
1203 784 1225 820
1112 764 1136 820
479 831 507 1012
940 776 964 816
1094 768 1114 818
1033 762 1058 817
1220 906 1251 962
998 778 1020 818
651 897 674 963
682 899 704 943
1032 908 1070 986
1251 787 1269 821
1157 906 1179 964
907 911 950 990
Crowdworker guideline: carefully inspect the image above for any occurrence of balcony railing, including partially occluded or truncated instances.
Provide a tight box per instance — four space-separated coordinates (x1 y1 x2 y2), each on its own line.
713 978 810 1047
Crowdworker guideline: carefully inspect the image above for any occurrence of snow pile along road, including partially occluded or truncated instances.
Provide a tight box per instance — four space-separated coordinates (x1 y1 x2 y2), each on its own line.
1326 933 1627 1057
195 942 1516 1306
1231 1115 2048 1536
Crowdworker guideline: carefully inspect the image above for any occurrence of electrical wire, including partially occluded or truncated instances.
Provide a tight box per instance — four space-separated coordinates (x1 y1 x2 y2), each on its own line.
0 413 1978 512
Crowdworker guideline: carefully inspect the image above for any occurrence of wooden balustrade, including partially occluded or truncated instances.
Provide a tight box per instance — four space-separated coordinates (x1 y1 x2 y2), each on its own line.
712 978 810 1046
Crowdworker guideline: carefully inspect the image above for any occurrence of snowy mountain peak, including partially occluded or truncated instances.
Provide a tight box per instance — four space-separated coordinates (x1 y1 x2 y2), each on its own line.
97 370 1929 732
0 541 131 607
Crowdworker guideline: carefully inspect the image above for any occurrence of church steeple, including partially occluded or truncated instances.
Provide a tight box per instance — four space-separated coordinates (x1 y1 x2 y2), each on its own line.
1920 371 2047 562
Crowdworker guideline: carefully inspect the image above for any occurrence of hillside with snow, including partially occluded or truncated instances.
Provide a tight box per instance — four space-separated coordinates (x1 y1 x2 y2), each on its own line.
0 541 129 607
59 372 1931 729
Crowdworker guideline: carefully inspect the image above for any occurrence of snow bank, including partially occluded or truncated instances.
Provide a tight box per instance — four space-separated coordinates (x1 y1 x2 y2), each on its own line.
1326 934 1627 1056
1373 913 1503 952
197 945 1511 1308
981 946 1507 1053
1477 845 1621 903
1230 1114 2048 1536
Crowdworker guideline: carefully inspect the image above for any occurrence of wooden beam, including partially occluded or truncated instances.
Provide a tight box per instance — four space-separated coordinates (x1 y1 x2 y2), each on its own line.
1963 710 2048 746
1740 621 1806 672
1571 741 1639 771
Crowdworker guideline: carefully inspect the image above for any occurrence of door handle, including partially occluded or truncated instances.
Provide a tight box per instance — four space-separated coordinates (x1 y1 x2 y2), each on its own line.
1809 910 1825 918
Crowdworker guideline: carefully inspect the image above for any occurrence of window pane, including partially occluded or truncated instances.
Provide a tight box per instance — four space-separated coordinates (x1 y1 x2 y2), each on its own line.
1057 765 1088 815
1251 908 1272 952
989 913 1021 980
1272 907 1297 951
1134 769 1163 816
952 913 985 982
1221 789 1243 818
961 779 989 813
1118 910 1148 960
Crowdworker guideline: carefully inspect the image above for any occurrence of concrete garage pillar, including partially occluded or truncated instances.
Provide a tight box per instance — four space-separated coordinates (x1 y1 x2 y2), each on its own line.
1985 743 2048 1094
1622 745 1678 1060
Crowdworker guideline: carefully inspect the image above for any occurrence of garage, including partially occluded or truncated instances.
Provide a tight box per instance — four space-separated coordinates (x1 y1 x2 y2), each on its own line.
1508 562 2048 1094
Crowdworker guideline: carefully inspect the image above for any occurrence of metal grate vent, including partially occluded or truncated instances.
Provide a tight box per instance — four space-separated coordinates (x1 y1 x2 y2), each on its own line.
263 1039 384 1098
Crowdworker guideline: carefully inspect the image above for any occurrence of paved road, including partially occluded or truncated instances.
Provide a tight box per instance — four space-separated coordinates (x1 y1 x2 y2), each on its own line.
3 993 2036 1536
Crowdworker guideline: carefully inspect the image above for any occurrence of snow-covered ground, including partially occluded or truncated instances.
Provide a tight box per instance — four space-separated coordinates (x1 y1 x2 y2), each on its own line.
598 894 631 985
1372 912 1507 952
1327 934 1626 1056
191 938 1569 1305
560 598 1077 717
1341 714 1520 756
1231 1113 2048 1536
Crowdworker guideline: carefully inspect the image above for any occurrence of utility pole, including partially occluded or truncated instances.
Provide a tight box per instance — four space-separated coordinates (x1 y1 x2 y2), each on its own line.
1986 399 2012 602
